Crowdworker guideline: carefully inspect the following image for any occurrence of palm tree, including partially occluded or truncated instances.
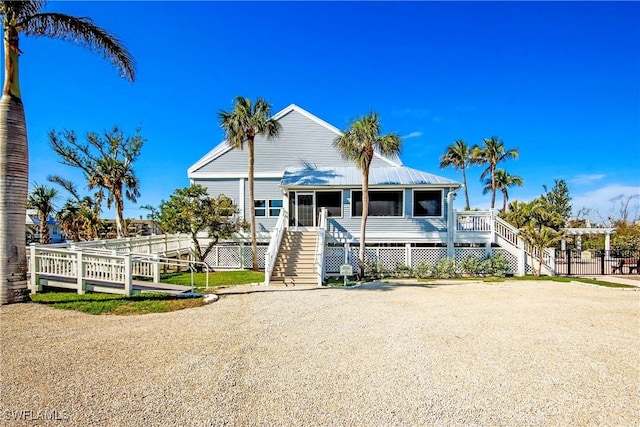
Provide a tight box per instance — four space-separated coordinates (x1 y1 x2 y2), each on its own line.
440 139 472 210
483 169 523 213
334 112 402 278
27 183 57 244
520 223 562 277
0 1 135 304
218 97 281 271
49 127 144 239
471 136 519 210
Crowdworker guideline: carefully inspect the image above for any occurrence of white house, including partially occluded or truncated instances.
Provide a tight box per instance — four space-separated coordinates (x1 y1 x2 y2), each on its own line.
188 104 535 284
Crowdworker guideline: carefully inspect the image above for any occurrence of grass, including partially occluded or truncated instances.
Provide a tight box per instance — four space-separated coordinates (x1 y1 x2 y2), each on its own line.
30 292 206 315
160 270 264 292
30 270 265 315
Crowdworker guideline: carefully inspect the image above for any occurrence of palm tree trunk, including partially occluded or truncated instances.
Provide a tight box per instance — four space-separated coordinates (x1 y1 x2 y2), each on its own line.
359 167 369 278
114 192 125 238
39 213 51 245
0 95 30 304
462 166 470 210
248 138 258 271
490 166 497 210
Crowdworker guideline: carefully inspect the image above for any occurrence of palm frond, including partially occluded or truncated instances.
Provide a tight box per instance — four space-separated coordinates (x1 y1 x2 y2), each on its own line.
21 12 135 82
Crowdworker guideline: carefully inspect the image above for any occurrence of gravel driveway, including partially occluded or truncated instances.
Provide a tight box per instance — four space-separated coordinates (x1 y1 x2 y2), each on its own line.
1 280 638 426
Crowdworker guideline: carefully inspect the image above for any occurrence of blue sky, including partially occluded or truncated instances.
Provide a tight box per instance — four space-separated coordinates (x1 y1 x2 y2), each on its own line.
9 1 640 221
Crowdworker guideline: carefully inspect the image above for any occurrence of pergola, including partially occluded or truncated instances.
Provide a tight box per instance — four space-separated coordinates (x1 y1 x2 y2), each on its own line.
562 228 616 251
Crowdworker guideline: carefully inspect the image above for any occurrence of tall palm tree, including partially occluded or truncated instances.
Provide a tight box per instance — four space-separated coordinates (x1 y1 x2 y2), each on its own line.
218 97 281 271
27 183 57 244
49 127 143 239
0 0 135 304
440 139 472 210
334 112 402 278
471 136 519 210
483 169 523 213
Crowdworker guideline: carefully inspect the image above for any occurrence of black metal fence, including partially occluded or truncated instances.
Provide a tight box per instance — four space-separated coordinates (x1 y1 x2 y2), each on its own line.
555 249 640 276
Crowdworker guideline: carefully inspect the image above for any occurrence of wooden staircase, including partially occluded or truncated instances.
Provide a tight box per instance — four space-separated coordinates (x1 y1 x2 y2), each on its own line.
270 230 318 286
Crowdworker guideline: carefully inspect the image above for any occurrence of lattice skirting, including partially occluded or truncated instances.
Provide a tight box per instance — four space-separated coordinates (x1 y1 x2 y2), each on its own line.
203 244 266 269
326 246 521 274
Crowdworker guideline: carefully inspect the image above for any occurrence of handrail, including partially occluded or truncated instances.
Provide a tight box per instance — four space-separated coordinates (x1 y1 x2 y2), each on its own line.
264 210 287 286
455 210 493 232
314 208 328 286
494 215 521 248
71 246 211 290
29 244 210 294
326 217 357 244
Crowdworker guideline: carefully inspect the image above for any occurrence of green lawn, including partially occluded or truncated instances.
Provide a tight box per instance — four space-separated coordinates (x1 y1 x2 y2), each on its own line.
30 270 265 315
160 270 264 291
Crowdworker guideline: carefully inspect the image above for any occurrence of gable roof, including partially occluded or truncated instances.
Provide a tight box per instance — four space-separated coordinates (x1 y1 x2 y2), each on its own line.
281 165 461 188
187 104 402 176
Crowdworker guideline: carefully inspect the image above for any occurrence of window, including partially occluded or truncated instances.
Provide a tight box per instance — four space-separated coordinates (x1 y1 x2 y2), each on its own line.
413 190 442 217
352 190 403 217
269 199 283 217
254 199 266 217
316 191 342 217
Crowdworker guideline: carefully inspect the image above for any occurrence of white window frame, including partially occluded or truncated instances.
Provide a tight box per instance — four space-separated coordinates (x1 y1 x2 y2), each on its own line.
254 199 266 217
412 189 444 218
350 189 405 218
315 190 344 219
268 199 283 217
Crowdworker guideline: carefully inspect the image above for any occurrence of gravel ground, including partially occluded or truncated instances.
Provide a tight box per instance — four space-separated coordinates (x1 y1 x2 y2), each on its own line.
1 280 638 426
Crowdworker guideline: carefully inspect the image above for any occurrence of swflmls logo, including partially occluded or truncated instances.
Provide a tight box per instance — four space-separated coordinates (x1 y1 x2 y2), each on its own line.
3 409 70 421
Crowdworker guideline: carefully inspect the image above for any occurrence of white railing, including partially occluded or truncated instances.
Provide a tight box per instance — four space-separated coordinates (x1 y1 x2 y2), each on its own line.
47 234 193 257
264 210 287 286
494 215 521 248
315 208 328 286
326 217 357 244
455 211 493 232
29 244 210 295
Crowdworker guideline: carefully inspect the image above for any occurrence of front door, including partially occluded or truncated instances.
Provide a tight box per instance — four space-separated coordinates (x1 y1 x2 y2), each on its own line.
296 193 315 227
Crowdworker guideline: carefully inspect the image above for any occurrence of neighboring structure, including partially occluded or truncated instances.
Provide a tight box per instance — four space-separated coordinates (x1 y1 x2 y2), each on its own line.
188 104 537 283
26 209 64 244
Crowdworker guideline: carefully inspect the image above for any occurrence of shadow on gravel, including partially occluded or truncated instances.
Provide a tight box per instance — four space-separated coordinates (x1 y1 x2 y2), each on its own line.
352 280 473 292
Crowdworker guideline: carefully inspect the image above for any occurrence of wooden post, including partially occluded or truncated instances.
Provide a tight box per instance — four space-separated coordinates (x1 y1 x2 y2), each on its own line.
153 254 160 283
124 254 132 295
76 251 85 295
29 244 38 293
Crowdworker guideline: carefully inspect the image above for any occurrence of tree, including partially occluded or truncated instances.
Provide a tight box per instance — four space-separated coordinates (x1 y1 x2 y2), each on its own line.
471 136 519 210
334 112 402 278
520 222 563 277
484 169 523 213
218 97 281 271
542 179 572 226
26 183 57 244
440 139 472 210
49 174 102 241
158 185 248 265
49 126 144 239
0 0 135 304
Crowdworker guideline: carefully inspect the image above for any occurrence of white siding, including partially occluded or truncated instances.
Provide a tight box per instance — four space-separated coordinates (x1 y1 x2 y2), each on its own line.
191 109 393 175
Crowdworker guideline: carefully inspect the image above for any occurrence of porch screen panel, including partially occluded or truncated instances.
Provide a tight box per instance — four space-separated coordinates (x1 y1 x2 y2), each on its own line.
414 190 442 217
316 191 342 217
352 191 403 217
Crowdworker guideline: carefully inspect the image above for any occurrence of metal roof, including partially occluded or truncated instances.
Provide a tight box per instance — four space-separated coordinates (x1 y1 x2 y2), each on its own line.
281 166 461 188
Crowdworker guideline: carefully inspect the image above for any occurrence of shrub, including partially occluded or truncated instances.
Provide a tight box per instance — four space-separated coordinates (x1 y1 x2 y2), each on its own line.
393 263 412 278
365 260 390 279
459 255 484 276
481 252 511 276
412 261 432 279
432 257 457 278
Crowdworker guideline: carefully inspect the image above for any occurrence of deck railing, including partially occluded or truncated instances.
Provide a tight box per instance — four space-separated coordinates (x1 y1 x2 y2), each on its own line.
264 210 287 286
315 208 328 286
48 234 193 257
29 244 210 295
